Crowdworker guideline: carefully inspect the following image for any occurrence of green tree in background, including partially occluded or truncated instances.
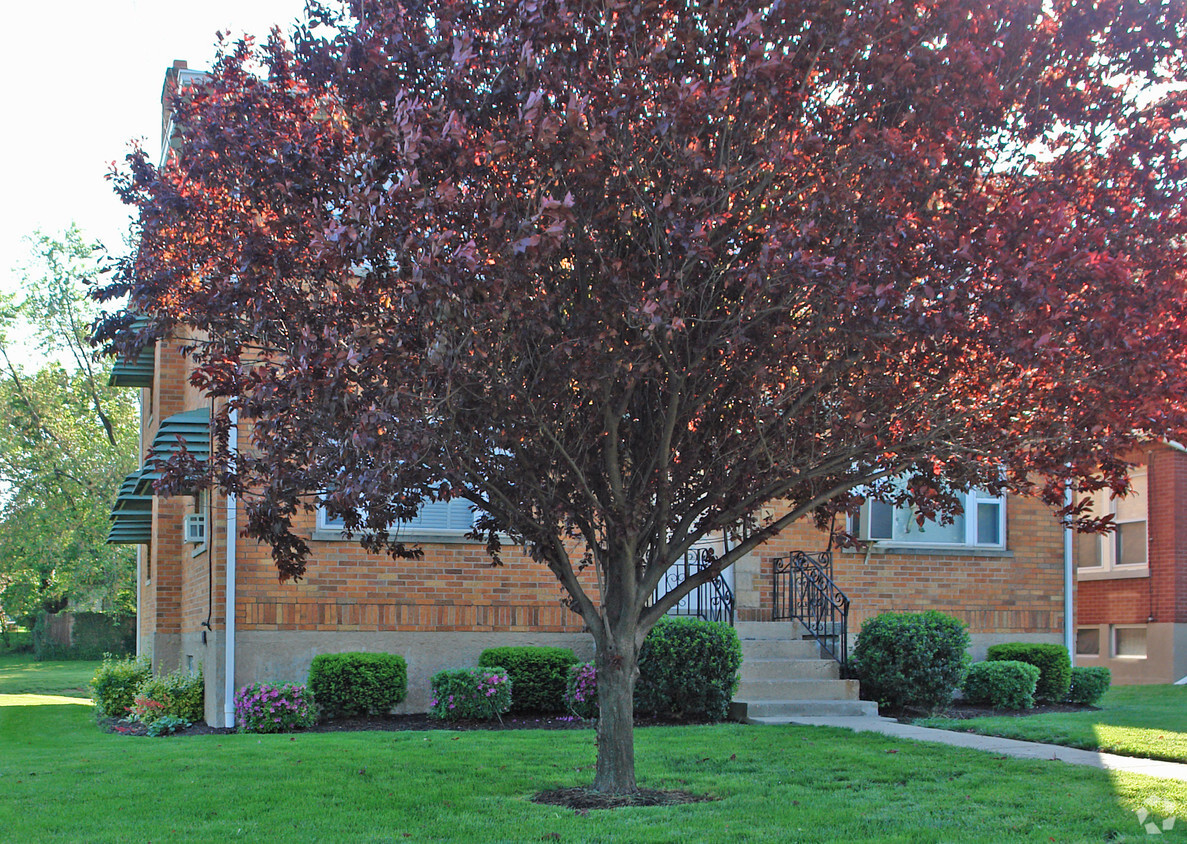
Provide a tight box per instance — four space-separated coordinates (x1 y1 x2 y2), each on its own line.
0 227 138 623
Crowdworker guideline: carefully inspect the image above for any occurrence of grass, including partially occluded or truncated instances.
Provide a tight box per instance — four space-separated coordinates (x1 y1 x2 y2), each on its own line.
0 654 99 698
918 685 1187 764
2 660 1186 842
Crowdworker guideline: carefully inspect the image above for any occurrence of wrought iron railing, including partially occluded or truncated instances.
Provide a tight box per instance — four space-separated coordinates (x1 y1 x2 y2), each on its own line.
773 551 850 667
650 546 735 625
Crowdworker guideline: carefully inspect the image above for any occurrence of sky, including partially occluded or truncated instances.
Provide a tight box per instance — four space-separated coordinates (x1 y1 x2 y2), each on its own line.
0 0 310 307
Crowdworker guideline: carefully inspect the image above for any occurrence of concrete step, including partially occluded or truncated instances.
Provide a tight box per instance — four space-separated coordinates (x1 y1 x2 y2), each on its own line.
739 657 839 681
735 678 860 701
738 638 823 660
740 699 881 722
731 698 879 721
735 621 810 640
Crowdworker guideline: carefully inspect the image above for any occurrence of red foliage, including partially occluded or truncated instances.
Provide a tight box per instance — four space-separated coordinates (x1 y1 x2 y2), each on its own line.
95 0 1187 790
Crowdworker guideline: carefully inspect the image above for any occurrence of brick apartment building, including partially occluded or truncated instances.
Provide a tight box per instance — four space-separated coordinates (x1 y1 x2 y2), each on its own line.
103 63 1071 728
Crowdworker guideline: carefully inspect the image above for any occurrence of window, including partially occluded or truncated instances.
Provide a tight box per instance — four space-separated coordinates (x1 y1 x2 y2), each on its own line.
317 497 478 538
852 485 1006 549
1113 625 1147 659
1076 627 1101 657
1076 471 1147 573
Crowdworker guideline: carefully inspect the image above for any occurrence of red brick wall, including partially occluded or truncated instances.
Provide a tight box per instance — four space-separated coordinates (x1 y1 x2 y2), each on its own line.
743 495 1065 635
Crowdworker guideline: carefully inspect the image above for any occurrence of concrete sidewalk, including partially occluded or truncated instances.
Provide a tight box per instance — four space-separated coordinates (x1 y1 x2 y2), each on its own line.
781 715 1187 782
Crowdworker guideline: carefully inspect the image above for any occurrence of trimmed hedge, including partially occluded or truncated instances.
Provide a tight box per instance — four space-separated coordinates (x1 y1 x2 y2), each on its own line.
90 654 151 719
307 652 408 719
963 660 1040 710
134 666 205 724
635 617 742 721
851 611 971 713
478 646 578 713
986 643 1071 702
1066 666 1111 705
429 667 512 721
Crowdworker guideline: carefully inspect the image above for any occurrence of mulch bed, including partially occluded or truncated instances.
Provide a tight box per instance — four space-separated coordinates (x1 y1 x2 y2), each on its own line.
102 712 714 738
885 701 1100 722
532 786 717 811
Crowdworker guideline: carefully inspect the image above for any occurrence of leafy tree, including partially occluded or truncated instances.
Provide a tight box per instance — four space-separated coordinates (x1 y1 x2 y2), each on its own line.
96 0 1187 793
0 228 138 622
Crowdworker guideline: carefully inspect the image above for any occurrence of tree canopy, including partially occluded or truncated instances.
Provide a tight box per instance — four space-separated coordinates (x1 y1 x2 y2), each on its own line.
96 0 1187 792
1 228 138 622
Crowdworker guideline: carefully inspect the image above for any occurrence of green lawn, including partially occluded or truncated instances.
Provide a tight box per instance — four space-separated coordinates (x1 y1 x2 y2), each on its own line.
0 654 99 697
919 685 1187 764
2 688 1186 841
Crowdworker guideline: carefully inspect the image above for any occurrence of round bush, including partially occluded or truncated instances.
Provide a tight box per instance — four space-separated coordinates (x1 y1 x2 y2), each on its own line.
851 611 970 713
308 652 408 719
1065 666 1111 705
234 682 317 733
133 666 205 724
90 654 151 719
429 667 512 721
985 643 1071 702
478 646 578 713
634 617 742 721
963 660 1040 710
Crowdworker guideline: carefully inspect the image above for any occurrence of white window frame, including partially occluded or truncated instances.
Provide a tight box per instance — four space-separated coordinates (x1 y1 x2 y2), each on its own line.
1076 470 1148 579
853 487 1006 550
315 496 481 544
1075 626 1102 657
1112 624 1148 659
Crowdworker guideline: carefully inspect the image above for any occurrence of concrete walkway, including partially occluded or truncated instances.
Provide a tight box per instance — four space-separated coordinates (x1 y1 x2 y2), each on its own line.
781 715 1187 782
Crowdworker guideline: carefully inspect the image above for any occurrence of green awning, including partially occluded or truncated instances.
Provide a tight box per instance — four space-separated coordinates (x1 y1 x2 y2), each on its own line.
111 467 153 513
134 408 212 494
107 510 151 545
106 318 155 388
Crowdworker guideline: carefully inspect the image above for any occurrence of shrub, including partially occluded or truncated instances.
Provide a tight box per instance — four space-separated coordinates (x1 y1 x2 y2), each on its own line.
234 682 318 733
133 665 205 724
145 715 191 737
564 662 598 719
478 646 578 713
90 654 151 719
634 617 743 721
1065 666 1111 705
986 643 1071 702
851 611 971 713
962 660 1040 710
429 667 512 722
307 652 408 719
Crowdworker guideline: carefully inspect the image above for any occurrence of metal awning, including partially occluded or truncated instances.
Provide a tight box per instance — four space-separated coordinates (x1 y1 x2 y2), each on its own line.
106 318 155 388
134 407 212 494
107 510 151 545
111 467 153 513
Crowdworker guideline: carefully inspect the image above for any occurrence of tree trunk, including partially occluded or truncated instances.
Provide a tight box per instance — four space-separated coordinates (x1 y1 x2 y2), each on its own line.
592 636 639 794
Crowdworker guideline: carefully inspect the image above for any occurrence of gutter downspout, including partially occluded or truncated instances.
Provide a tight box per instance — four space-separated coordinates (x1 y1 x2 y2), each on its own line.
1064 480 1075 666
222 409 239 728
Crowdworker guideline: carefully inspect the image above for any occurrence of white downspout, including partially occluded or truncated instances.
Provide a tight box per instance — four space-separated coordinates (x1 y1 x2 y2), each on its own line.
222 409 238 728
1064 480 1075 665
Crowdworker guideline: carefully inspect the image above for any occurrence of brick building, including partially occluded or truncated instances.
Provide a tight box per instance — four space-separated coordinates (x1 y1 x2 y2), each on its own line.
107 330 1071 726
1074 445 1187 684
104 62 1070 728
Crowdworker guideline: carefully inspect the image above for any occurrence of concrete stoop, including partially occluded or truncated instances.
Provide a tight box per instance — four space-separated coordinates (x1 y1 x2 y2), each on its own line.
731 621 878 723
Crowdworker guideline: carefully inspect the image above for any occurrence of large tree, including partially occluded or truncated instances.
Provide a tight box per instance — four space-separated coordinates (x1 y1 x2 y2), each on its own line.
97 0 1187 792
1 228 139 622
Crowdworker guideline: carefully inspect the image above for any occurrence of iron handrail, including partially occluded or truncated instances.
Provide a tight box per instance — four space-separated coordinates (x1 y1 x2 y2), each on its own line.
649 546 735 625
772 551 850 667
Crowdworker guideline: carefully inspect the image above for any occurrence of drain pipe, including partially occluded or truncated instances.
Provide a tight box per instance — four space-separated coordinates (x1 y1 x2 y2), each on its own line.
1064 480 1075 666
222 409 239 728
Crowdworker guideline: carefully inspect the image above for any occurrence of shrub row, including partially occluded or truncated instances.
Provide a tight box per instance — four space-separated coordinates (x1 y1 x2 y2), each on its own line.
90 654 204 730
307 652 408 718
852 613 1112 713
986 642 1071 702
